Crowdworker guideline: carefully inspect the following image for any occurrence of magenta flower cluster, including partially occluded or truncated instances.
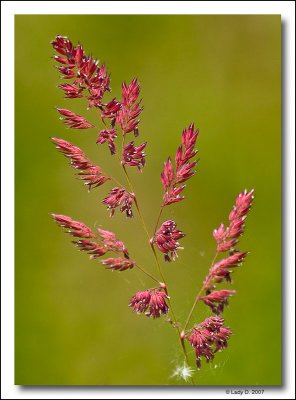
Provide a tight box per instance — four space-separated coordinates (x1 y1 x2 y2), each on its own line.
189 317 233 369
51 36 254 377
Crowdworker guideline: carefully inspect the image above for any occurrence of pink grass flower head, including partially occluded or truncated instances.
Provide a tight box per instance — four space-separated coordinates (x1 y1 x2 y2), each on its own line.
102 187 134 218
213 189 254 253
73 227 130 261
200 290 236 315
188 316 233 369
52 36 111 108
204 252 248 291
122 141 147 171
73 239 107 259
153 220 185 261
56 108 94 129
86 63 111 109
97 228 129 258
101 98 121 126
129 288 169 319
199 316 225 332
161 123 199 206
58 83 83 99
51 214 95 238
129 290 151 314
97 129 117 155
116 79 143 136
101 257 135 272
188 328 214 369
62 224 130 261
97 99 120 154
52 137 110 190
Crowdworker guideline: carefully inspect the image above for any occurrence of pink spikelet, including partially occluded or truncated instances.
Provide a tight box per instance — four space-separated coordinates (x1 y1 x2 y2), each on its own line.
101 98 121 125
86 63 111 109
116 79 143 136
213 189 254 253
97 228 129 258
101 257 135 271
54 215 132 267
102 187 134 218
161 124 199 206
129 288 169 319
147 289 170 318
51 35 111 108
200 190 254 293
204 252 248 290
122 141 147 171
52 137 110 189
161 157 174 191
200 290 236 314
187 316 233 369
97 98 122 153
97 129 117 155
58 83 83 98
51 214 95 238
153 220 185 261
56 108 95 129
73 228 129 260
129 290 151 314
73 239 108 259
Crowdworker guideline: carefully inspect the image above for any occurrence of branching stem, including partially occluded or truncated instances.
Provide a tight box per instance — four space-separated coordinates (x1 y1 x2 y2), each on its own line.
118 137 192 375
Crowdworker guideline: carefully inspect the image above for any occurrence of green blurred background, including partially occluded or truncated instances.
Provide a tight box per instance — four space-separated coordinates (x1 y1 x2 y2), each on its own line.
15 15 281 385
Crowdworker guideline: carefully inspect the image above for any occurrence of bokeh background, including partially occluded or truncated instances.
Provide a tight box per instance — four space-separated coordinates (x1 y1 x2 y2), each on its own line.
15 15 281 385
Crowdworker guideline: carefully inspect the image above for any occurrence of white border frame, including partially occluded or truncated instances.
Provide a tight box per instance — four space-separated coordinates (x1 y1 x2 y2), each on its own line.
1 1 295 399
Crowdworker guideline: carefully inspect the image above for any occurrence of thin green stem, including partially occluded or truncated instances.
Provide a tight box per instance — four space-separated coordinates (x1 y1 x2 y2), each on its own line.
134 197 152 242
94 235 159 284
150 242 166 286
153 205 164 236
134 263 161 285
109 175 125 188
150 243 192 368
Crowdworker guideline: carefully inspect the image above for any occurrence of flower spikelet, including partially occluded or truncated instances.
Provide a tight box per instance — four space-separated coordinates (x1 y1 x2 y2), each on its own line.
200 290 236 314
51 35 111 108
101 257 135 271
97 129 117 155
101 98 121 125
72 228 130 260
153 220 185 261
129 288 169 319
213 189 254 253
72 239 107 259
97 228 129 258
102 187 134 218
161 124 199 206
51 214 95 238
122 141 147 171
187 316 233 369
52 137 110 189
56 108 94 129
58 83 83 99
116 79 143 136
52 214 131 263
204 252 248 290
